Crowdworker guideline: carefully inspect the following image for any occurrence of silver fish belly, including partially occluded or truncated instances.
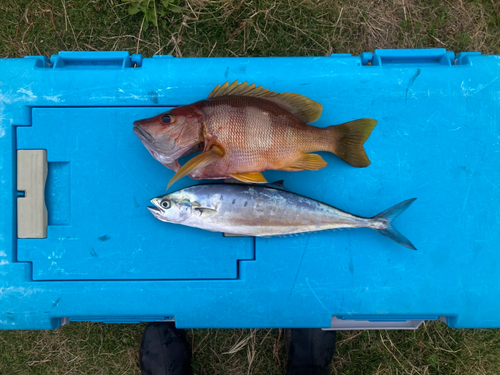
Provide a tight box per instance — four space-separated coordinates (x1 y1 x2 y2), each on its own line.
148 183 417 249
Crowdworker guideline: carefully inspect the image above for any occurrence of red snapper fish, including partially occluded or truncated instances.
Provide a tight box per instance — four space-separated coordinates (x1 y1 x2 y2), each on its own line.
133 81 377 188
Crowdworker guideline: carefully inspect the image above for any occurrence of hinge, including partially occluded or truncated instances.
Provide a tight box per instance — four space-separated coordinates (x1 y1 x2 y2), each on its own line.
361 48 456 66
454 52 482 65
48 51 143 69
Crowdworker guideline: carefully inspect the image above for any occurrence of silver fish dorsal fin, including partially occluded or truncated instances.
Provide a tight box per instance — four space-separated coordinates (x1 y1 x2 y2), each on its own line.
207 81 323 123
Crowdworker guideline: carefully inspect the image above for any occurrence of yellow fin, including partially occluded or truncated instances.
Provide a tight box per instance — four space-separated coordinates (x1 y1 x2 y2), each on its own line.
287 154 327 171
208 81 323 123
229 172 268 184
167 145 225 189
328 118 377 168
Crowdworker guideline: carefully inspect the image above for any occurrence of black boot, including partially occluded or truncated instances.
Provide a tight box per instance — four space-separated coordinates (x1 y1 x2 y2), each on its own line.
285 328 336 375
140 322 193 375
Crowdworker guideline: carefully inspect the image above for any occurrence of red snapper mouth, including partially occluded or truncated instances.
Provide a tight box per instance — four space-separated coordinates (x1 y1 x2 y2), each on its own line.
133 125 154 143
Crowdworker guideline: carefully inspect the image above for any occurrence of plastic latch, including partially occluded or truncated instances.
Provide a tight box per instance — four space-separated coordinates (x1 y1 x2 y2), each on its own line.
454 52 482 65
50 51 143 68
325 317 424 330
131 53 144 67
17 150 48 239
361 49 455 66
60 317 70 326
323 316 444 330
337 315 439 322
69 316 174 323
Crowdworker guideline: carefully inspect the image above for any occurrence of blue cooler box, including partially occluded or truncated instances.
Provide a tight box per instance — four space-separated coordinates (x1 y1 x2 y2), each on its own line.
1 49 499 330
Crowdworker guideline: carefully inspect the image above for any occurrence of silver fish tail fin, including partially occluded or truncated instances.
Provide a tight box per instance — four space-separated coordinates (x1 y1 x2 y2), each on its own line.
373 198 417 250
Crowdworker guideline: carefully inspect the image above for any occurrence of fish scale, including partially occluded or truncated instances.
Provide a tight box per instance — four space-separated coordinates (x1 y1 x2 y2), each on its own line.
190 95 331 178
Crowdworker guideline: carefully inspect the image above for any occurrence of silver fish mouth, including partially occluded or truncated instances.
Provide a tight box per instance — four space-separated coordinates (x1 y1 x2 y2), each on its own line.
133 125 154 143
148 205 172 223
147 206 161 214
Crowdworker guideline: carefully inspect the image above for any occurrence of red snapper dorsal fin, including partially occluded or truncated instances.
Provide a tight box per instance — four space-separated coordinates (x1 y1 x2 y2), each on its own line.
208 81 323 123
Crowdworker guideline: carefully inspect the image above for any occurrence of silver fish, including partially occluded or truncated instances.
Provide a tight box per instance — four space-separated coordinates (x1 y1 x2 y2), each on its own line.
147 182 417 250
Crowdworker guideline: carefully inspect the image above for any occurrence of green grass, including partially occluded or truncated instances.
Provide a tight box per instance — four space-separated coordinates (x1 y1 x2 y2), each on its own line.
2 0 500 373
1 0 499 58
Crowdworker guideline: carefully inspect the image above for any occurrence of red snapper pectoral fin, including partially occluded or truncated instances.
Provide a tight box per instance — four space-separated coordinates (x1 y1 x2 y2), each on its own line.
166 145 225 190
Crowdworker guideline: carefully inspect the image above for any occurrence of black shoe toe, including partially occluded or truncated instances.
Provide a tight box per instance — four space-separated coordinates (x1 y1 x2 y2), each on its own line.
285 328 336 375
140 322 192 375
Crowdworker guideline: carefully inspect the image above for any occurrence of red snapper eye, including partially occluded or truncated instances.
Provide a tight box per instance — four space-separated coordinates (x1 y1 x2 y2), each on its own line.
161 114 174 124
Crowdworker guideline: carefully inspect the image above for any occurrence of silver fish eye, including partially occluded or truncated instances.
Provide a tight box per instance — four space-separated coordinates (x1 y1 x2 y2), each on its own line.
160 200 171 209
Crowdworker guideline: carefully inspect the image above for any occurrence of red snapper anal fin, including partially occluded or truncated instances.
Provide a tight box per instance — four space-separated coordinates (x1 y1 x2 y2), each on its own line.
229 172 268 183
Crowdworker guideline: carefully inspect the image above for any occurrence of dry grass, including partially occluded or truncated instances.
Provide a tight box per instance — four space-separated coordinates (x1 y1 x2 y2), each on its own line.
2 321 500 374
332 321 500 375
189 328 285 374
0 322 145 374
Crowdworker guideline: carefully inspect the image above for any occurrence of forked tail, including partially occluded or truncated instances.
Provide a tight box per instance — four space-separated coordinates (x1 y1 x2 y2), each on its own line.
327 119 377 167
372 198 417 250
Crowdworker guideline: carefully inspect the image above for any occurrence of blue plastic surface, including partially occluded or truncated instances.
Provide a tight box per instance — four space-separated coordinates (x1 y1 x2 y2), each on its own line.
18 107 254 280
1 49 500 329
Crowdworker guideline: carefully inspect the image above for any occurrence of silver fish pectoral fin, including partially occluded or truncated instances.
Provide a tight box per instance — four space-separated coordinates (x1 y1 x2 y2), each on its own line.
194 207 218 217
